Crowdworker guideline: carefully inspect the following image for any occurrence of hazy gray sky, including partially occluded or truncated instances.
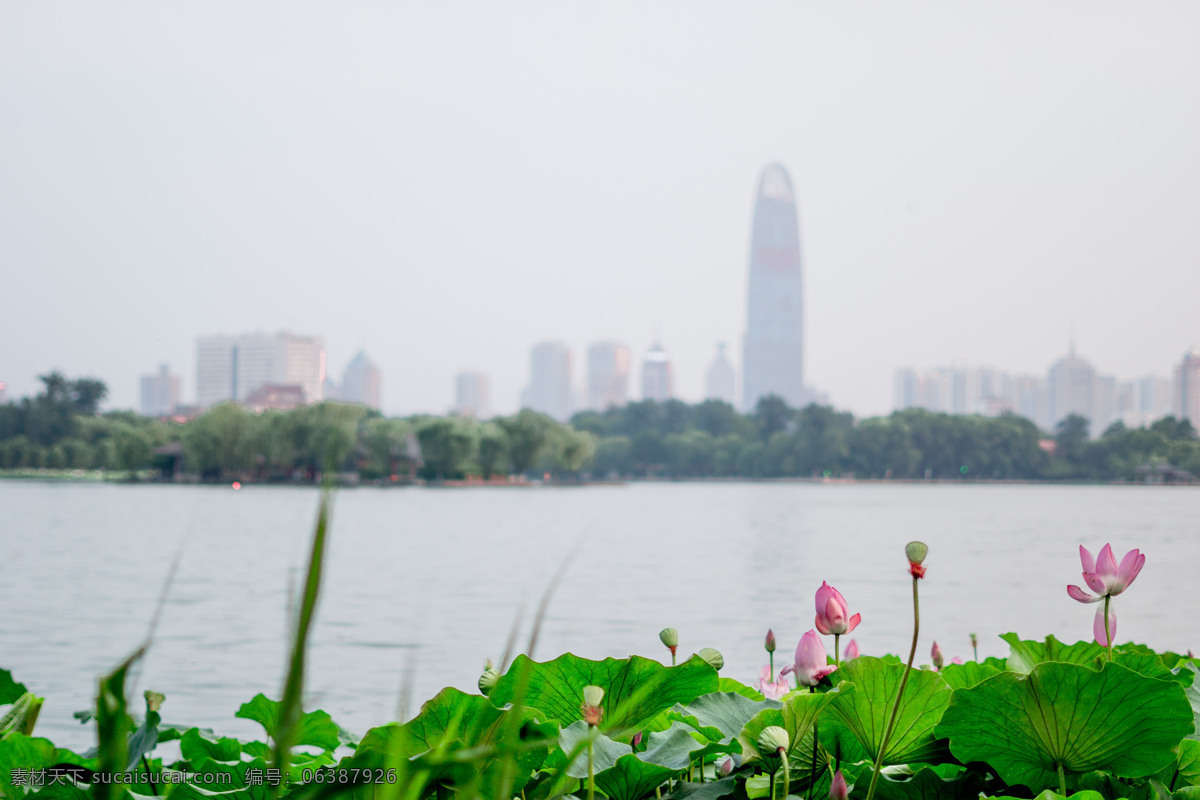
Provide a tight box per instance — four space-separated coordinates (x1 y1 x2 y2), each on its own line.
2 2 1198 417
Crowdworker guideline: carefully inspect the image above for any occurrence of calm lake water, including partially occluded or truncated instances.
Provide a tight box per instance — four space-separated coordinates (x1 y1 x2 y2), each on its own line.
4 480 1198 748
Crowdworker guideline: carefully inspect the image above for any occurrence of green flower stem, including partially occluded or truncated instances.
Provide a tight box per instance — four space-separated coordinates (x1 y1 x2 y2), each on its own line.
587 739 595 800
810 722 819 800
865 575 920 800
770 652 775 682
769 765 778 800
1104 595 1113 661
1058 761 1067 796
834 634 840 667
781 753 791 800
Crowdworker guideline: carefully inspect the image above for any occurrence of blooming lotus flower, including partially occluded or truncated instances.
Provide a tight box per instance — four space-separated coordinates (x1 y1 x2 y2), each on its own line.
1067 544 1144 604
1094 604 1117 647
830 770 849 800
758 665 791 700
781 630 838 687
815 582 861 636
843 639 860 660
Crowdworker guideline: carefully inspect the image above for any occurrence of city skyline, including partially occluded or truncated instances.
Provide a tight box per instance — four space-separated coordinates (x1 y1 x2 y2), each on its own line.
2 4 1198 418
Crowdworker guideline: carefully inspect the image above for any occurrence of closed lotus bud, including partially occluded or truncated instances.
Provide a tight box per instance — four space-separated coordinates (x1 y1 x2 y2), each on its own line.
765 629 776 653
931 641 944 670
632 731 643 748
906 541 929 578
757 725 790 756
478 661 500 696
718 756 735 776
830 770 849 800
659 627 679 650
970 632 978 649
699 647 724 670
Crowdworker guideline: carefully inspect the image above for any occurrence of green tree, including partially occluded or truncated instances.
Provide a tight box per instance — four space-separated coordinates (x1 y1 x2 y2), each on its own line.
497 410 554 475
416 417 477 480
477 423 509 479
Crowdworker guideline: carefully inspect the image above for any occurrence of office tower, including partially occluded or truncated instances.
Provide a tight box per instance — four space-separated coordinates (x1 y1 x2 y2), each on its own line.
139 363 181 417
341 350 382 409
1047 344 1097 430
586 342 631 411
521 341 573 421
455 371 491 419
893 369 921 411
1176 350 1200 425
705 343 736 405
743 163 804 411
196 332 325 407
640 342 673 402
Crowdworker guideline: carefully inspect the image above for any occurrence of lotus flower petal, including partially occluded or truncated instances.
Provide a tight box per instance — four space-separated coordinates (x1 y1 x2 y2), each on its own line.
1094 604 1117 647
1067 584 1101 603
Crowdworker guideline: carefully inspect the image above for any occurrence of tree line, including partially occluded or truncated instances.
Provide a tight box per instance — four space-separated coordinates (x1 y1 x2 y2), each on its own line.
2 372 1197 483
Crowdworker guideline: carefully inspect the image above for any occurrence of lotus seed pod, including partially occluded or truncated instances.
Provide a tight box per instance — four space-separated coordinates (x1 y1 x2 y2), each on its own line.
698 647 724 670
659 627 679 649
905 541 929 565
583 685 605 707
757 725 790 756
144 691 165 713
764 629 776 653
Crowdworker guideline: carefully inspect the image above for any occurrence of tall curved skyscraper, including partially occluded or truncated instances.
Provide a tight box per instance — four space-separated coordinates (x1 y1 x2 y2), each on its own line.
743 163 804 411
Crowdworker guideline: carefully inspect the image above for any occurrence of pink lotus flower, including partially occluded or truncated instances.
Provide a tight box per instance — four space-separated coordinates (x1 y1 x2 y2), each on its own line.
781 630 838 687
1067 544 1144 604
1094 604 1117 646
931 641 944 670
758 665 791 700
815 582 861 636
830 770 848 800
843 639 860 660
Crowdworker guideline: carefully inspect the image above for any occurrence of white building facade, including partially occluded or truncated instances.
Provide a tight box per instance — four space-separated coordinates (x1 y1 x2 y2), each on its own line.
196 332 325 407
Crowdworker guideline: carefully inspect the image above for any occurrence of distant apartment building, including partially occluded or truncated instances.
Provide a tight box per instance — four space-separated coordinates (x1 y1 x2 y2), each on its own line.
455 371 491 419
585 341 630 411
340 350 382 409
139 363 181 417
521 341 572 421
705 343 736 405
1176 350 1200 425
640 342 674 402
196 332 325 408
1047 347 1097 429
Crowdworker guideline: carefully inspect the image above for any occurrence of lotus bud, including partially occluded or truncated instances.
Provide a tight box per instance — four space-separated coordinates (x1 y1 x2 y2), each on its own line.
931 641 944 670
830 770 849 800
844 639 860 660
757 725 789 756
765 628 776 653
718 756 735 776
581 685 605 727
477 659 500 696
699 647 724 671
632 731 643 748
969 633 978 649
906 541 928 579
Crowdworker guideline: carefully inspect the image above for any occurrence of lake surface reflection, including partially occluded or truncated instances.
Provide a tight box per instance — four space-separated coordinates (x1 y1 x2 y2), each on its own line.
5 481 1198 748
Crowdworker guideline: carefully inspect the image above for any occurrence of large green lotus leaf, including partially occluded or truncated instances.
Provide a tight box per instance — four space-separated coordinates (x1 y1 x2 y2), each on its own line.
180 728 244 763
559 720 704 800
1001 634 1104 673
1155 739 1200 788
235 694 341 752
490 653 719 738
1184 663 1200 740
849 765 986 800
824 657 952 766
719 676 766 700
1076 770 1152 800
351 687 553 795
666 776 738 799
988 792 1107 800
670 692 781 744
0 734 93 794
738 688 839 764
939 661 1193 793
938 658 1008 690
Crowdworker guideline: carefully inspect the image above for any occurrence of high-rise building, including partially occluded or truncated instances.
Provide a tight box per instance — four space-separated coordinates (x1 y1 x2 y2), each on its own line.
743 163 804 411
196 332 325 407
341 350 382 409
1047 345 1097 430
521 341 573 421
455 371 491 419
1176 350 1200 425
640 342 673 402
139 363 181 417
705 343 736 405
586 342 631 411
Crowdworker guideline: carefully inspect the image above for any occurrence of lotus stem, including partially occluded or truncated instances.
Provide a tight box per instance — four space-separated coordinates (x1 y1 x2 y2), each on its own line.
865 575 920 800
769 765 778 800
587 739 595 800
809 723 819 800
834 634 840 667
770 652 775 681
1058 761 1067 796
781 753 791 800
